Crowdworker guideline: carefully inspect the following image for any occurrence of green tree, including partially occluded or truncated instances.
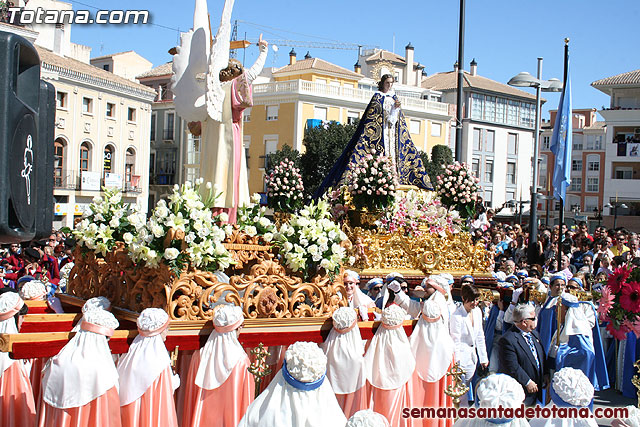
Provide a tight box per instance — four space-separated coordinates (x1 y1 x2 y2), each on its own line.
300 120 359 197
266 144 301 173
426 144 453 183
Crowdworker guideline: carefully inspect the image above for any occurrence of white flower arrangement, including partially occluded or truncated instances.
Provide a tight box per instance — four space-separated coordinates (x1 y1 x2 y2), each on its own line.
72 187 144 257
265 159 304 213
381 305 406 326
552 367 594 407
128 180 234 274
435 162 480 219
346 410 389 427
332 306 357 330
237 193 277 243
274 200 349 280
378 189 463 237
285 341 327 383
346 148 398 211
136 308 169 332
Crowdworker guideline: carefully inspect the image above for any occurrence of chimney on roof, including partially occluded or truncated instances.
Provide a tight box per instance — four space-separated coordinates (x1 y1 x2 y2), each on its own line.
414 63 424 86
304 51 311 59
470 58 477 76
453 61 459 73
289 49 297 65
404 42 414 86
354 62 361 74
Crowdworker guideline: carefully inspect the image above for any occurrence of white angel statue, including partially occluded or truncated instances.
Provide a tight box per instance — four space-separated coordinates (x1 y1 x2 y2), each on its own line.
171 0 268 223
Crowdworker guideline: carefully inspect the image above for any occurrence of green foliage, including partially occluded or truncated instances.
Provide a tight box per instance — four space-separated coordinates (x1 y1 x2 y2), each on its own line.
266 144 301 173
300 120 359 197
425 144 454 184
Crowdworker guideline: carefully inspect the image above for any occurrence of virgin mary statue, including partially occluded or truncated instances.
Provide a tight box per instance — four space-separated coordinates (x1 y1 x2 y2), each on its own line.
314 74 432 198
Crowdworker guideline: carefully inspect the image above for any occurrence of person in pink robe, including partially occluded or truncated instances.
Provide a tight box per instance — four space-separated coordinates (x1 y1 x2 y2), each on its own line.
391 278 455 427
0 290 36 426
118 308 179 427
364 305 415 427
181 304 254 427
321 307 369 418
39 308 121 427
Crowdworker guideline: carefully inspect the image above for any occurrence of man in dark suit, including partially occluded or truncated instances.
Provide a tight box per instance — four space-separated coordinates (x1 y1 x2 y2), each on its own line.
498 303 548 406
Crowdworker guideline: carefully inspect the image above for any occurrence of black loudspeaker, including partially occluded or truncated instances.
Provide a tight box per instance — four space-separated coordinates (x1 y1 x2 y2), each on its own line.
34 80 55 239
0 31 55 243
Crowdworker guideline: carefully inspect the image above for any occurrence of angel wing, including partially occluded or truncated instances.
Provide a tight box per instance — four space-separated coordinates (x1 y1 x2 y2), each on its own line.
170 0 211 123
205 0 235 123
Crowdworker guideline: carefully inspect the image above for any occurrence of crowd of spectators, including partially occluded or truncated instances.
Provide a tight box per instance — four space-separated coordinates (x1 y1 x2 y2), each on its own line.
0 231 75 293
470 207 640 288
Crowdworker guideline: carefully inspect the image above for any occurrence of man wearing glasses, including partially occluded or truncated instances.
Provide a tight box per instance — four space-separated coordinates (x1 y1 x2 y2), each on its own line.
498 304 548 406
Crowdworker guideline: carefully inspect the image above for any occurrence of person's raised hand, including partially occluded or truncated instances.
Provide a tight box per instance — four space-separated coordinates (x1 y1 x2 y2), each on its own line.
258 33 268 50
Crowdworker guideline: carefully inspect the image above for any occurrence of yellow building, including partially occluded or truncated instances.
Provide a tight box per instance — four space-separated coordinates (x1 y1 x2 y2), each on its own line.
244 48 452 194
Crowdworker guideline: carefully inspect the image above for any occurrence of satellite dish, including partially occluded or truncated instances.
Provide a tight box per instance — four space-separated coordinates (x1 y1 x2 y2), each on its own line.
272 45 279 53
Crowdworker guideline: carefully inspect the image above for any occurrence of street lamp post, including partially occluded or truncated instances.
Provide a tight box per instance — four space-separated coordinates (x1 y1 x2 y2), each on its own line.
605 202 628 229
508 58 562 265
593 207 603 227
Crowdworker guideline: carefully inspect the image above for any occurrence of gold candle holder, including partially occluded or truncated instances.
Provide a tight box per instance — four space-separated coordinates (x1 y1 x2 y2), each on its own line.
248 343 272 396
445 361 470 409
170 345 179 374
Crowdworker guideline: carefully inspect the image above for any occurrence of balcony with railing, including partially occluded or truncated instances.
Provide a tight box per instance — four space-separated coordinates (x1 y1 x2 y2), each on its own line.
252 80 450 116
53 170 142 193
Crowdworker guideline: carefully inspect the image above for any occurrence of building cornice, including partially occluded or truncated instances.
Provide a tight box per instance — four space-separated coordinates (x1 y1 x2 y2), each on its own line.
42 63 157 102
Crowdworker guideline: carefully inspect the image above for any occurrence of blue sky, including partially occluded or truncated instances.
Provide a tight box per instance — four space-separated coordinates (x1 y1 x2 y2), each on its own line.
70 0 639 118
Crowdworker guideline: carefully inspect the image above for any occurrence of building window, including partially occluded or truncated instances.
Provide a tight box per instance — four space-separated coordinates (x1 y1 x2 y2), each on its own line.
473 128 482 151
542 136 550 150
571 160 582 172
56 91 67 109
264 137 279 170
243 108 251 123
570 177 582 192
507 133 518 155
410 120 420 135
150 113 156 140
572 134 583 151
82 97 93 114
507 100 519 125
506 191 516 203
471 94 483 120
520 103 534 128
103 145 114 177
347 111 359 125
103 64 109 71
495 98 507 124
484 189 493 207
79 142 91 171
615 167 633 179
106 102 115 118
164 113 174 140
125 148 136 184
587 159 599 172
54 139 65 187
431 122 442 137
484 158 494 182
266 105 279 121
586 177 599 192
185 134 201 182
506 162 516 185
127 107 136 122
485 130 495 152
483 96 496 122
314 106 328 122
472 157 480 178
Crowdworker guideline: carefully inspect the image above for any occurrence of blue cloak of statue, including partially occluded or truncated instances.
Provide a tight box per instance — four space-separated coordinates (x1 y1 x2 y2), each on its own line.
313 92 432 199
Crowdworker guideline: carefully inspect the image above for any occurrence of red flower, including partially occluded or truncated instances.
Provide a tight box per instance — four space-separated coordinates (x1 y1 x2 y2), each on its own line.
607 321 630 340
621 281 640 314
608 266 631 293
